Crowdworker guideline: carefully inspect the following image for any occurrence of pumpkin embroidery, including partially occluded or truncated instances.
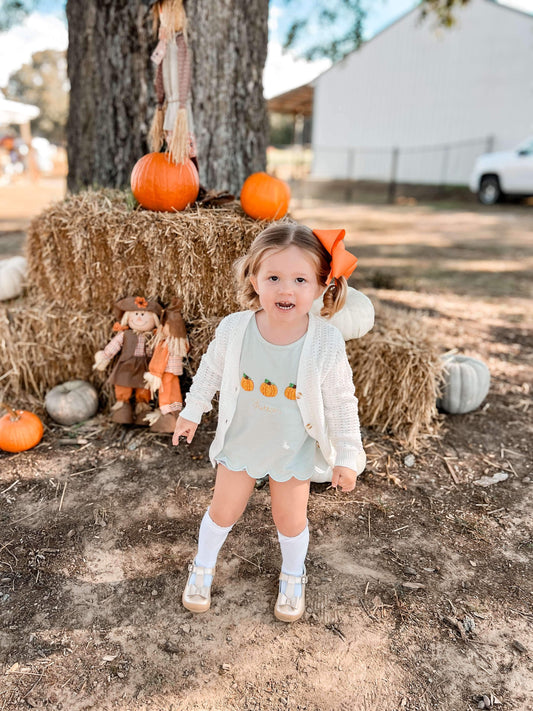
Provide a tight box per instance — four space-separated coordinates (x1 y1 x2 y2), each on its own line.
260 379 278 398
284 383 297 400
241 373 254 391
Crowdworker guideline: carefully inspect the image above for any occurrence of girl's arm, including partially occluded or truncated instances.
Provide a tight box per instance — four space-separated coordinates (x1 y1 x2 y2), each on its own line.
179 318 228 424
322 333 366 478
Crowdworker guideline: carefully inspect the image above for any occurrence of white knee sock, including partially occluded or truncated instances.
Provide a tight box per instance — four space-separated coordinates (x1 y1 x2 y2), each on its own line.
191 509 233 587
278 523 309 598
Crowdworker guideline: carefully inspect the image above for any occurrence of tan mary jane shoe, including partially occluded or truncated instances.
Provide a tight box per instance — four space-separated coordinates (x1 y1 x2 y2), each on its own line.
182 562 215 613
274 568 307 623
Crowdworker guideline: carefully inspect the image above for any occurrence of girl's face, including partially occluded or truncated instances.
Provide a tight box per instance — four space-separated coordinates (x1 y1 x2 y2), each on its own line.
127 310 156 332
250 245 324 324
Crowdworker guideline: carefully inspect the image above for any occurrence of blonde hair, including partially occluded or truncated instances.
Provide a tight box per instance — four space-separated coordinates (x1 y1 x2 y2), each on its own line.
152 0 187 38
234 223 347 318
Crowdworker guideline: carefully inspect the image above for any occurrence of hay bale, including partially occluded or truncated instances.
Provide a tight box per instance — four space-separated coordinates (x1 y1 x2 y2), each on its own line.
0 296 442 446
3 190 443 445
0 296 109 400
346 302 443 447
0 296 221 402
26 190 266 318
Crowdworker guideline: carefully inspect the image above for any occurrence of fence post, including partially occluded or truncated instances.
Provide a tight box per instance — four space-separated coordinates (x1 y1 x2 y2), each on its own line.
486 135 495 153
387 147 399 204
440 144 450 195
346 148 355 179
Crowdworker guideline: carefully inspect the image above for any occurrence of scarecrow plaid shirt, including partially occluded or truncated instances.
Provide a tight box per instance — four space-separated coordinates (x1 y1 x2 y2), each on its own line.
103 331 151 360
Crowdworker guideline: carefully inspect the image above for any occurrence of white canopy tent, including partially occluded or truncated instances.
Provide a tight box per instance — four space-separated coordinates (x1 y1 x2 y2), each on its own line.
0 93 40 127
0 91 40 178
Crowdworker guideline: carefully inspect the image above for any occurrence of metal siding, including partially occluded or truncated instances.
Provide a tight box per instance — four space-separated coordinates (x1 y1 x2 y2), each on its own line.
312 0 533 183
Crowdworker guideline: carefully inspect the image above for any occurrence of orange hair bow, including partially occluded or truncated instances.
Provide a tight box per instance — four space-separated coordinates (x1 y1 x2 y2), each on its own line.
312 228 358 285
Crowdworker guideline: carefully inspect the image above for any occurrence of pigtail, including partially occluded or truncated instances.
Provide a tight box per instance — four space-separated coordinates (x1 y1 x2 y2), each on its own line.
320 276 347 318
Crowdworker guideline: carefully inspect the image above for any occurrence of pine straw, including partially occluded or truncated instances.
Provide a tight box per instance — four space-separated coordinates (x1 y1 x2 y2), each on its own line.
346 302 443 447
26 189 268 318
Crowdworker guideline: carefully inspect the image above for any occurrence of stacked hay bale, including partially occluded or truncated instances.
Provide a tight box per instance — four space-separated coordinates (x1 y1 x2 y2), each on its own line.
346 303 442 446
0 189 442 445
1 190 266 401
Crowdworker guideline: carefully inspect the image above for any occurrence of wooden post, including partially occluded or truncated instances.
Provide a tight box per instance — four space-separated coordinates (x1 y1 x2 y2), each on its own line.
19 121 39 182
387 147 399 204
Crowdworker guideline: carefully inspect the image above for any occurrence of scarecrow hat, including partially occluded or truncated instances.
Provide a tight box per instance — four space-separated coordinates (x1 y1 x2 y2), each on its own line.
113 295 163 321
162 297 187 340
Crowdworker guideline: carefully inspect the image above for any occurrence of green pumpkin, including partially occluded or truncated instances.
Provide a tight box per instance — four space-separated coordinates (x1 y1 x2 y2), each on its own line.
437 355 490 414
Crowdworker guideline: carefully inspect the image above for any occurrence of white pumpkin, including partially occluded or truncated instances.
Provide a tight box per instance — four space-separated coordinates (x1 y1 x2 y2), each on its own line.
437 354 490 414
310 286 374 341
45 380 99 425
0 256 27 301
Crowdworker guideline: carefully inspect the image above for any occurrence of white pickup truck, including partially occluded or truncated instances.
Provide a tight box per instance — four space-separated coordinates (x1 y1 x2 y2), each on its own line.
469 137 533 205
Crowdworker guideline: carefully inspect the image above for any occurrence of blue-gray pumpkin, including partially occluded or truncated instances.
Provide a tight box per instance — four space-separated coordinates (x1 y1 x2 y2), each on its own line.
45 380 99 425
437 355 490 414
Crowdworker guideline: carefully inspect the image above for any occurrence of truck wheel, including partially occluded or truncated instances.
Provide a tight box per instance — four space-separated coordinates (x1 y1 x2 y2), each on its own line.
478 175 502 205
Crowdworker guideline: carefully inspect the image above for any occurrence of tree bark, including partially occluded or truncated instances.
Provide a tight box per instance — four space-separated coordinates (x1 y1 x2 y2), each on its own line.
66 0 268 194
188 0 268 192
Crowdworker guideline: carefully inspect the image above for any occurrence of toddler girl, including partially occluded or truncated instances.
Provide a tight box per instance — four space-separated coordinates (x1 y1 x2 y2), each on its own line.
173 223 366 622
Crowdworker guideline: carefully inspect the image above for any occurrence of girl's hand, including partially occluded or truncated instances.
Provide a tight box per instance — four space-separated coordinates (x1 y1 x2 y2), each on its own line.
172 416 198 446
331 466 357 492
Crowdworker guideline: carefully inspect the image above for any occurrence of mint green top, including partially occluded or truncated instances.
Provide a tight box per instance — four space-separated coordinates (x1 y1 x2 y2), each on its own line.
215 316 326 481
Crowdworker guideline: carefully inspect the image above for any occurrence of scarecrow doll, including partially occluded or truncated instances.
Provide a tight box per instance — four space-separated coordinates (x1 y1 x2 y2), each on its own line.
93 296 162 425
144 297 189 433
149 0 197 167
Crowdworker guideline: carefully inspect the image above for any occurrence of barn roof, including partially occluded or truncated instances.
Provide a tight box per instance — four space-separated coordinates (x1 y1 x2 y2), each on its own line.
267 83 313 117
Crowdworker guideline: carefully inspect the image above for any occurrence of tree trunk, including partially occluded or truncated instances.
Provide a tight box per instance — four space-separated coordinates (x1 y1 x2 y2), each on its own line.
66 0 268 195
188 0 269 192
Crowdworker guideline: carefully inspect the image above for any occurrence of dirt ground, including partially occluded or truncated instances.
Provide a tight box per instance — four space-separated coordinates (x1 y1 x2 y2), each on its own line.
1 179 532 711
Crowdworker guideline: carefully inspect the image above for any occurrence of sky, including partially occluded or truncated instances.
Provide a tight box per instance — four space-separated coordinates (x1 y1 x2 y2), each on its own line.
0 0 532 97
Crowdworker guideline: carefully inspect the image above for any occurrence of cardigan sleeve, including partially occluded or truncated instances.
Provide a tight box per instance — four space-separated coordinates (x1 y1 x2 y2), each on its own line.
180 317 229 424
321 331 366 473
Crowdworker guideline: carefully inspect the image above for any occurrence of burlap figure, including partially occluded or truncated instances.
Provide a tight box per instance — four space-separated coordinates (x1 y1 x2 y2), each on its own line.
144 297 190 433
93 296 162 425
149 0 197 167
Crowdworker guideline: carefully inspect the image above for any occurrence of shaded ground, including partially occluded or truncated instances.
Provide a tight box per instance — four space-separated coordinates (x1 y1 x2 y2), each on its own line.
1 185 532 710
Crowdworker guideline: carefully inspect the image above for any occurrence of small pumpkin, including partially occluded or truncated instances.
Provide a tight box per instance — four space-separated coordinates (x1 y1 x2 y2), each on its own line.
0 256 27 301
0 403 44 453
310 287 374 341
45 380 99 425
437 354 490 414
284 383 297 400
241 373 254 391
131 152 200 212
260 379 278 398
240 172 291 221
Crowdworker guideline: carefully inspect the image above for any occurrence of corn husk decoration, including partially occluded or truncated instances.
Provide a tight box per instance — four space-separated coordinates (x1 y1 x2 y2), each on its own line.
149 0 197 166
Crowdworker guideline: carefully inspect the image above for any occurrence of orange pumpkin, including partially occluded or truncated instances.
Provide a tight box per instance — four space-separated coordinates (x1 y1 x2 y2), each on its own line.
260 379 278 398
240 172 291 221
0 404 44 453
241 373 254 391
284 383 297 400
131 152 199 212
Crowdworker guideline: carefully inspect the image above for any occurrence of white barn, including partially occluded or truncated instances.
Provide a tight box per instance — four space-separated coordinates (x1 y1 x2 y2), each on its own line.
311 0 533 185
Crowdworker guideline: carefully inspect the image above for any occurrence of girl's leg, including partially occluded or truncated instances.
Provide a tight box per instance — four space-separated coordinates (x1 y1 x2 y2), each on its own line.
270 476 310 537
187 464 255 592
209 463 257 527
195 464 255 571
270 477 310 611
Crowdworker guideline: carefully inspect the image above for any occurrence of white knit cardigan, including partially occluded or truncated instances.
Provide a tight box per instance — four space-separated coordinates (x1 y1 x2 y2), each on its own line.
180 310 366 481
